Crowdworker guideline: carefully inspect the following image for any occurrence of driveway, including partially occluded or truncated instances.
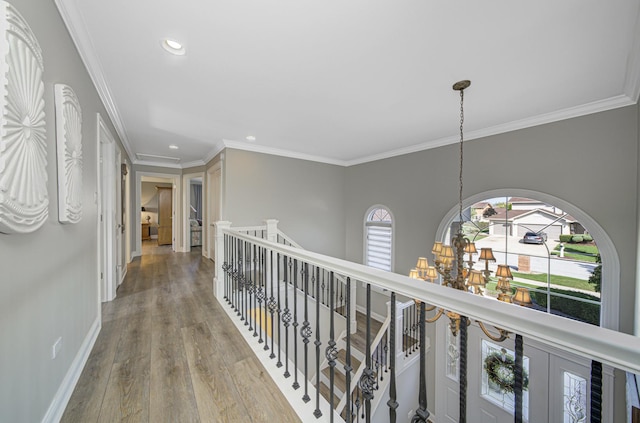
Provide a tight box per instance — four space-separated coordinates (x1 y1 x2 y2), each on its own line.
472 235 596 280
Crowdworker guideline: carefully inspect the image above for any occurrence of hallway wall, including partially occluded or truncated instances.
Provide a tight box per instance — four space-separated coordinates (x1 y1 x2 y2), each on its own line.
0 0 126 421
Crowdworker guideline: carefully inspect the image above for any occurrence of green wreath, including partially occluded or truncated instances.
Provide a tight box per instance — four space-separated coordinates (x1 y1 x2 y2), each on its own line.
483 349 529 394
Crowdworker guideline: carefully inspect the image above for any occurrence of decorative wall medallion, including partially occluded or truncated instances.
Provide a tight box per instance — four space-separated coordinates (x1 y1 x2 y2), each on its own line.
55 84 82 223
0 1 48 233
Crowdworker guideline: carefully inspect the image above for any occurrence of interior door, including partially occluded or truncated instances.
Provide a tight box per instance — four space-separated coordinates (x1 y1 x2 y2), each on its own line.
157 186 172 245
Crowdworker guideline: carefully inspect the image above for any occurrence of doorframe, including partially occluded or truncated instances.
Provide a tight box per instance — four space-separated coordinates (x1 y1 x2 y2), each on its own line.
206 159 223 260
182 172 204 253
134 171 182 257
97 113 117 302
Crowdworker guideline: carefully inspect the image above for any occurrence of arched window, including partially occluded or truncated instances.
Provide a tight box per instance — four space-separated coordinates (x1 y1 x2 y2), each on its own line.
365 206 394 272
435 190 619 330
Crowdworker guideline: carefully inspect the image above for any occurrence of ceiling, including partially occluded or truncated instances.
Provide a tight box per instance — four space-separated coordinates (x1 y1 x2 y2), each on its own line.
55 0 640 168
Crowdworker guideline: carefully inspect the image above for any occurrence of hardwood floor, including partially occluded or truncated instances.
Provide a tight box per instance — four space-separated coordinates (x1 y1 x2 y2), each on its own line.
62 241 301 423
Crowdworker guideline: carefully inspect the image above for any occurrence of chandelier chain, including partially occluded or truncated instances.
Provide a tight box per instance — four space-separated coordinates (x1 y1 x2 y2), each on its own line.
458 89 465 230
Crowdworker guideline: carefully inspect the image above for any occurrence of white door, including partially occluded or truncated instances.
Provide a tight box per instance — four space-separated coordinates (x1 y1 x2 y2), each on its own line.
98 115 117 302
115 146 123 286
435 320 612 422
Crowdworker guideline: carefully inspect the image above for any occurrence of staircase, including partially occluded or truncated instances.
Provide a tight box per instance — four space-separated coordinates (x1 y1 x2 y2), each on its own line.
316 309 387 420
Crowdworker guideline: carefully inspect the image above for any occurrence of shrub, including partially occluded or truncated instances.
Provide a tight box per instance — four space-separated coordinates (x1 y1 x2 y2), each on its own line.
559 234 573 243
582 234 593 242
571 235 584 243
530 292 599 325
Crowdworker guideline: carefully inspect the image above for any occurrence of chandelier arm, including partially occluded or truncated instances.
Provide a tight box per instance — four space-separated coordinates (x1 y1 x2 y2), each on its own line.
425 308 445 323
424 304 437 312
476 320 510 342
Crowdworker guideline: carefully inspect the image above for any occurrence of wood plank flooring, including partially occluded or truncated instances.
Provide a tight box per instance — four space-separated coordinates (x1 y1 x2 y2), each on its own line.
62 241 300 423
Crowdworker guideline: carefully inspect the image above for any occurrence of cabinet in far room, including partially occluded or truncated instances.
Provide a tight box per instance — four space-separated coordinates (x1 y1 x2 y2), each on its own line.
157 186 172 246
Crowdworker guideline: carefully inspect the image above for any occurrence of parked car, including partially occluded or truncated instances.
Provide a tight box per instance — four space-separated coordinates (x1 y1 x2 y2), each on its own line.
522 231 547 244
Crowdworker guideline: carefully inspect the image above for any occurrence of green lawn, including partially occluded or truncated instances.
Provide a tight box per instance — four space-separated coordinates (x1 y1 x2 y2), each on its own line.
551 243 599 263
510 271 595 292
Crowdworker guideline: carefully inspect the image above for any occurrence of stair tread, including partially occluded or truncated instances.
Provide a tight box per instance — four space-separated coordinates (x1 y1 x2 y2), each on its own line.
321 365 347 393
337 349 361 370
319 381 340 409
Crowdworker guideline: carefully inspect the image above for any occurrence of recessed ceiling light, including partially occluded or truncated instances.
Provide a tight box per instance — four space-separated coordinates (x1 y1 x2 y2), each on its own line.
246 135 256 141
169 144 179 150
161 38 186 56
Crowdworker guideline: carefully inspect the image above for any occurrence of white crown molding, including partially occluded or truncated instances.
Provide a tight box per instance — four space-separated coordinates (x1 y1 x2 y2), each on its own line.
181 159 206 169
203 141 226 165
345 94 635 166
124 92 635 172
53 0 134 162
623 5 640 102
221 139 347 166
132 159 182 169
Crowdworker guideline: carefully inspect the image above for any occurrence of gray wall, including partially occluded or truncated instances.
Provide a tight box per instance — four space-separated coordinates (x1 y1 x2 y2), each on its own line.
345 105 639 334
0 0 126 421
223 149 347 258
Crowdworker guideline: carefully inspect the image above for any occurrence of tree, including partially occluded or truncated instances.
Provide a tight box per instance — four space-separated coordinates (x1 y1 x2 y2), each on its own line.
588 254 601 293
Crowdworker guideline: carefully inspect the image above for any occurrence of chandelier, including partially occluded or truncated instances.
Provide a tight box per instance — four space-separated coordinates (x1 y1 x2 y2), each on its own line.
409 80 529 341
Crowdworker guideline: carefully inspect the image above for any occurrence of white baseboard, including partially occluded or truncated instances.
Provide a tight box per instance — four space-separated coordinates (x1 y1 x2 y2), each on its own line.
41 317 101 423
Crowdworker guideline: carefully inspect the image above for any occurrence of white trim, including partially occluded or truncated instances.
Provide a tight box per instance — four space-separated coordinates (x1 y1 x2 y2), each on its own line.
434 188 620 331
206 161 223 260
41 317 101 423
182 159 206 169
222 139 345 166
345 95 635 167
53 0 134 161
97 114 117 302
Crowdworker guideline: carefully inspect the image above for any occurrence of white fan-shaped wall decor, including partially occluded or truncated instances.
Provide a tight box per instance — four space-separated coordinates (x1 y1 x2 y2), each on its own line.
0 1 48 234
55 84 83 223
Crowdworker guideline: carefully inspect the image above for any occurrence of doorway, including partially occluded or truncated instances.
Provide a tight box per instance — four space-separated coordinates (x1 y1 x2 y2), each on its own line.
183 172 204 253
97 114 117 302
135 172 181 256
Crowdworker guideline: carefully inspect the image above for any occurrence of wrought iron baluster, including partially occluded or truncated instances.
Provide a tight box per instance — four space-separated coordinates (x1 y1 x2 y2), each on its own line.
276 253 283 368
402 308 406 357
591 360 603 423
252 244 258 337
326 271 337 422
268 251 277 359
313 266 322 418
230 236 236 310
359 284 375 423
459 315 468 423
292 259 299 390
345 277 352 423
257 247 264 342
223 234 228 302
387 292 398 423
413 304 418 353
260 248 267 348
239 240 245 322
321 270 326 305
514 334 524 423
246 243 253 329
411 301 429 423
301 263 311 402
282 255 291 378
